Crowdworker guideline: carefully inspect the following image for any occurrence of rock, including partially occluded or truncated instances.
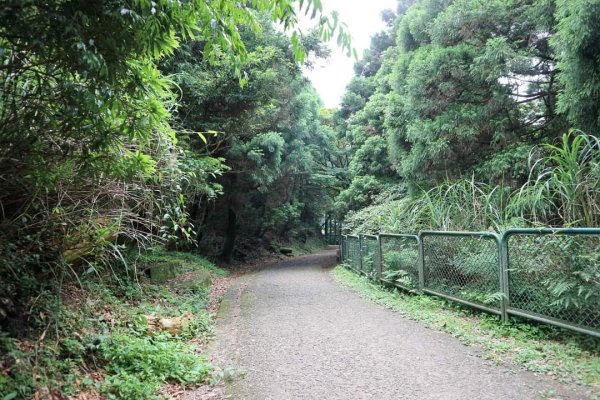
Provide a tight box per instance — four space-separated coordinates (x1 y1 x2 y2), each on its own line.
280 248 293 256
146 312 194 336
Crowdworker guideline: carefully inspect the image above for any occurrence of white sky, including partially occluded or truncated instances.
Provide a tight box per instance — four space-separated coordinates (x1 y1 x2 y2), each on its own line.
300 0 398 108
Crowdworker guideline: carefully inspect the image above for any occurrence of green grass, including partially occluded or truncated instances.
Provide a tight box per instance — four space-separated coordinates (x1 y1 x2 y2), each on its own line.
332 266 600 393
0 250 228 400
99 332 212 399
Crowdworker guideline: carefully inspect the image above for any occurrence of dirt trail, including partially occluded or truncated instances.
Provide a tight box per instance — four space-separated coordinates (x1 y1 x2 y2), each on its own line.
185 247 592 399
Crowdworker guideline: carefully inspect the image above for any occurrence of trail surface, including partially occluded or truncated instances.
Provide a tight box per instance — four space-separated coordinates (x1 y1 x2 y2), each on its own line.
188 247 591 399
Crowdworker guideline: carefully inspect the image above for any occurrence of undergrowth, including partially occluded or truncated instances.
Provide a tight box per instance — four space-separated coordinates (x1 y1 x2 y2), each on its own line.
332 266 600 394
283 236 328 256
0 250 227 400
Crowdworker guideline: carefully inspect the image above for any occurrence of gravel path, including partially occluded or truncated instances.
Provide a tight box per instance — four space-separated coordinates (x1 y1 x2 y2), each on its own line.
190 247 591 399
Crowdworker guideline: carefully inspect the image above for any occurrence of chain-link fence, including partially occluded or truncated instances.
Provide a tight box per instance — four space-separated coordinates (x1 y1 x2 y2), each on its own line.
340 235 348 262
504 229 600 335
341 229 600 338
345 235 361 272
421 232 502 315
380 234 420 291
360 235 379 277
324 234 339 245
322 216 341 245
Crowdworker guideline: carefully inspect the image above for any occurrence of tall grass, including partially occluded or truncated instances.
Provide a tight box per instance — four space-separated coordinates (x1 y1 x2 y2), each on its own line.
405 179 512 232
343 179 513 234
510 130 600 227
343 131 599 234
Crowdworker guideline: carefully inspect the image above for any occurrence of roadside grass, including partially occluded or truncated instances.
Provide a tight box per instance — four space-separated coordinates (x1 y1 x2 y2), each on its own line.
0 251 227 400
332 266 600 393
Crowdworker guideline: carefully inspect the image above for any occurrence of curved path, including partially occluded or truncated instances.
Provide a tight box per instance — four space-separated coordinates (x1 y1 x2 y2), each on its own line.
193 247 591 399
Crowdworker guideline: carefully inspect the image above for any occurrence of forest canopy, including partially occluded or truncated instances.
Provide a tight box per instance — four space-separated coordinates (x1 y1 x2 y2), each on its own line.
0 0 350 280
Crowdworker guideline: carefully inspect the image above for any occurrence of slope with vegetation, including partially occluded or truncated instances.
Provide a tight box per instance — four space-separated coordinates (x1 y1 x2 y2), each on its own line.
1 251 226 399
331 0 600 233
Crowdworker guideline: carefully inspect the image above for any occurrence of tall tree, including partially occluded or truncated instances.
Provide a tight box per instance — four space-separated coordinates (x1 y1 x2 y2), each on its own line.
162 19 334 261
553 0 600 133
387 0 563 185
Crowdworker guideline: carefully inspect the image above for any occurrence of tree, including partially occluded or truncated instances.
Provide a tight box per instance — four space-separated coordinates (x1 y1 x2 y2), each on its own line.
332 0 600 223
161 17 336 261
385 0 565 185
0 0 352 327
553 0 600 133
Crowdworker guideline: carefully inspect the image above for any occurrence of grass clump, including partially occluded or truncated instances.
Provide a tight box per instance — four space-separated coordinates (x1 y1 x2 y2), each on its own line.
332 266 600 391
99 332 212 399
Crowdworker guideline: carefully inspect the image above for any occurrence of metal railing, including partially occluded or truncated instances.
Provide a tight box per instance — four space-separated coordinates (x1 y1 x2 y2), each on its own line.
341 228 600 338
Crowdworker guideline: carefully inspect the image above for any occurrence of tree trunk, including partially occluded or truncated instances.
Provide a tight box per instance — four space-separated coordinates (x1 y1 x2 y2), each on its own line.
220 207 237 263
194 199 209 243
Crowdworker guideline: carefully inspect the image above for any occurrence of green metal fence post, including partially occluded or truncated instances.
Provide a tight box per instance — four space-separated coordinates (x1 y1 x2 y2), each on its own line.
499 234 509 322
376 234 383 281
358 234 363 274
417 234 425 291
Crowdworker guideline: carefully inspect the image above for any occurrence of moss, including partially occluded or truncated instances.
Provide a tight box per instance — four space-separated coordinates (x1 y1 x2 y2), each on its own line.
138 249 228 280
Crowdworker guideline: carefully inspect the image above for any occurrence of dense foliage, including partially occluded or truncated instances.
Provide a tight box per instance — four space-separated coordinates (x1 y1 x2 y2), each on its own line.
0 0 346 318
161 20 335 261
1 0 599 397
0 1 348 397
332 0 600 232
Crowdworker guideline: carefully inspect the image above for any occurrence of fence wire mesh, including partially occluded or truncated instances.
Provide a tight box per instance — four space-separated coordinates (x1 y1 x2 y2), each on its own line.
346 236 361 271
506 231 600 332
325 234 340 245
360 235 379 277
341 229 600 337
380 234 420 290
421 232 501 313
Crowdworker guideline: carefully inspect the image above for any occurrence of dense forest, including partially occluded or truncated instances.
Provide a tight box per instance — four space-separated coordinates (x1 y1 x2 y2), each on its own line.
334 0 600 233
0 0 599 398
